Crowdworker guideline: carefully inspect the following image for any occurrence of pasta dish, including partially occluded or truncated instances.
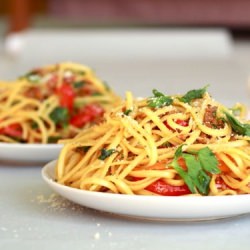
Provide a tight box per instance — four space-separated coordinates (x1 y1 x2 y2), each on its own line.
56 86 250 196
0 62 120 143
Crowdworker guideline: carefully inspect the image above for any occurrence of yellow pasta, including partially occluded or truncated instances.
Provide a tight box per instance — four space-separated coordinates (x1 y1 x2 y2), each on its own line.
0 62 120 143
56 86 250 196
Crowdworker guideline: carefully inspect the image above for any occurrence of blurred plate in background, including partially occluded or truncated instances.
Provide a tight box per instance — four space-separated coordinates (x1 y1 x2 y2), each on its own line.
0 143 62 164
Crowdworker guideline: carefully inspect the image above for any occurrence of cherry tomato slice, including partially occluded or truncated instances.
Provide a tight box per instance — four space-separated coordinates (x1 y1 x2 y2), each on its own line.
70 104 104 128
146 179 191 196
0 123 22 137
215 176 235 191
83 104 104 117
57 83 75 111
215 154 231 173
176 119 189 127
70 113 92 128
164 121 174 131
164 119 188 131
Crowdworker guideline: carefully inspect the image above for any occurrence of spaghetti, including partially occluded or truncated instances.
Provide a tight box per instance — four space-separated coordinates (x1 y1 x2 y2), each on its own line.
0 62 120 143
56 86 250 196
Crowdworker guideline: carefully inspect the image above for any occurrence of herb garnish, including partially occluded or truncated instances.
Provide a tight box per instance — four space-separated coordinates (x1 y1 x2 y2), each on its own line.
49 107 69 127
48 136 61 143
224 110 250 136
170 145 220 195
31 121 38 129
73 81 85 88
179 85 208 104
21 71 42 83
123 109 132 116
147 89 173 108
98 148 116 160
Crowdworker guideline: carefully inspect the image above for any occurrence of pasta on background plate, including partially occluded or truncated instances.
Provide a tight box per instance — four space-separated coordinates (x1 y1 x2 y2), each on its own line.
0 62 120 143
56 86 250 196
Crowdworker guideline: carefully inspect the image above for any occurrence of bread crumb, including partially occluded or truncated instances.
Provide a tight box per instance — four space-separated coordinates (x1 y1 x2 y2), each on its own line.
35 193 85 212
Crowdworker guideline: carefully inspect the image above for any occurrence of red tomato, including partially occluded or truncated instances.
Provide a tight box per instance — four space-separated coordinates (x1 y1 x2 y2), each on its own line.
177 157 187 170
215 154 231 173
145 159 186 170
164 121 174 131
176 119 189 127
0 124 22 137
57 83 75 111
70 104 104 128
146 179 191 196
84 104 104 117
215 176 235 190
70 113 92 128
144 161 167 170
164 119 188 131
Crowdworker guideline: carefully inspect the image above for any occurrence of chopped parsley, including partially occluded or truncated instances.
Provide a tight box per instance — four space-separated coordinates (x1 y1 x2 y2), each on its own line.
49 107 69 127
73 80 85 88
31 121 38 129
98 148 116 160
179 85 208 104
147 89 173 108
224 110 250 136
48 136 61 143
123 109 132 116
21 70 42 83
170 145 220 195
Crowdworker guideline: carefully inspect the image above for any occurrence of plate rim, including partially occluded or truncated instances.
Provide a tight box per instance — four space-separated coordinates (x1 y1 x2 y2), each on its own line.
41 160 250 221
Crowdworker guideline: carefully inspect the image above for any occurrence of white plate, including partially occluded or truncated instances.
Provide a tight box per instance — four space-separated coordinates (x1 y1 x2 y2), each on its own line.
42 161 250 221
0 143 63 164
